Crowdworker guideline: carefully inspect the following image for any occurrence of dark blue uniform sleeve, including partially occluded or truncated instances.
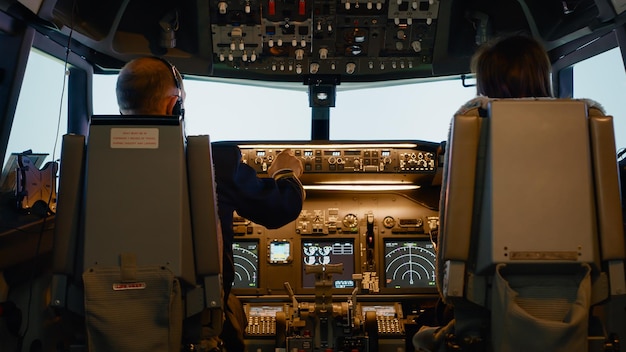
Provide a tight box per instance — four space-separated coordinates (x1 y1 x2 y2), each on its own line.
212 143 304 229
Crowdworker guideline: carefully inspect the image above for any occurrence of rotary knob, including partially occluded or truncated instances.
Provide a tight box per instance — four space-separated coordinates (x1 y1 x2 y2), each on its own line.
382 216 396 229
342 214 358 229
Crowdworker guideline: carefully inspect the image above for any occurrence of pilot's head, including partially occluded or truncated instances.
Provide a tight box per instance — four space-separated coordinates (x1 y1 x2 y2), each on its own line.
116 56 185 116
471 34 553 99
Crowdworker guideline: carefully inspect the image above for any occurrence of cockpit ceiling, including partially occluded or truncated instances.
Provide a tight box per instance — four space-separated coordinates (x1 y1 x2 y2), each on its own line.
11 0 621 81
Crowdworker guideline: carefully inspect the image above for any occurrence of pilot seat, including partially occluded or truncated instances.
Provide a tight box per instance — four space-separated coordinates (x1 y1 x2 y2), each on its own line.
427 98 626 352
50 115 223 351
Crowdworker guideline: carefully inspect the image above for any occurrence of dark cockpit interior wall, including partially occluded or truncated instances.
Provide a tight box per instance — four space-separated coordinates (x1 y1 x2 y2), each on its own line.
1 0 626 351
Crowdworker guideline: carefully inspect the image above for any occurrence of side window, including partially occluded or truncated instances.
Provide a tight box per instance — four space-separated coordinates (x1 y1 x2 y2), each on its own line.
573 47 626 152
3 50 68 166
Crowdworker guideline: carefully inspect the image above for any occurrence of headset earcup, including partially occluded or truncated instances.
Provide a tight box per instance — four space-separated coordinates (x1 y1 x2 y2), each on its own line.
172 99 182 116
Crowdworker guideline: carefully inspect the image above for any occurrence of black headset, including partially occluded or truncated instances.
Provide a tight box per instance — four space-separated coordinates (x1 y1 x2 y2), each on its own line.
154 57 185 117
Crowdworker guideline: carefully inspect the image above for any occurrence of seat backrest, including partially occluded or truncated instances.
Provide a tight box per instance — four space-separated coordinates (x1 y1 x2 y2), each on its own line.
437 98 626 351
51 115 223 351
83 115 196 282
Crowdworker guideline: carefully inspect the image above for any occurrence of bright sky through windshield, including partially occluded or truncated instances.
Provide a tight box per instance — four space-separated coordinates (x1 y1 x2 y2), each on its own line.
4 48 626 167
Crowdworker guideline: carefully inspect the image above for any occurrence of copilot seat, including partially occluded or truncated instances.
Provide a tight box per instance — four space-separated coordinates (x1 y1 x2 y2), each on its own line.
436 99 626 351
51 115 223 351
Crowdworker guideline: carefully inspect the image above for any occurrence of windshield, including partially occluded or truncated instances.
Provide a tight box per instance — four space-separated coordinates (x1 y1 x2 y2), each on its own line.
92 74 476 143
5 47 626 168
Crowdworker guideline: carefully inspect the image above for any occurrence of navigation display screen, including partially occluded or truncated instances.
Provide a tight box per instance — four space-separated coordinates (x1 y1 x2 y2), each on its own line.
302 239 355 289
383 239 436 289
233 240 259 289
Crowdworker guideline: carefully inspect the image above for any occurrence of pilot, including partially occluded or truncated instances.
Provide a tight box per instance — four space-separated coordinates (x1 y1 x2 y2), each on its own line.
116 56 306 351
455 33 605 114
414 33 606 352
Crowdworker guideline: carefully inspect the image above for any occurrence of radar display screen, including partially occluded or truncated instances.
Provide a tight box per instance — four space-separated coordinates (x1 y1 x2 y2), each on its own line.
302 239 355 289
233 240 259 288
384 239 436 289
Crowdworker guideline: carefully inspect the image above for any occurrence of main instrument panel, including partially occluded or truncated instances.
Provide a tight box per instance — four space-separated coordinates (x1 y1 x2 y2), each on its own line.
219 141 442 351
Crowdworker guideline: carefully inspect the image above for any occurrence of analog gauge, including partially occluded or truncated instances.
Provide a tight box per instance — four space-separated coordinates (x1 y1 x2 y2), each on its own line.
342 213 358 229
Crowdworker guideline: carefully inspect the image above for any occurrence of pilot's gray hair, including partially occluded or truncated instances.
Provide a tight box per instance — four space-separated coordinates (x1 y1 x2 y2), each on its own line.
116 57 177 114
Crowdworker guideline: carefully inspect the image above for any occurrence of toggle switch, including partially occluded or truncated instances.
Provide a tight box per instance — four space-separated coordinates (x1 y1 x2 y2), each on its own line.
218 1 228 14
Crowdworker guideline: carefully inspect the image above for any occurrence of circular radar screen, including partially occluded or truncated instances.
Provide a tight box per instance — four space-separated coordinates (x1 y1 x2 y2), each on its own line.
384 240 436 288
233 241 259 288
